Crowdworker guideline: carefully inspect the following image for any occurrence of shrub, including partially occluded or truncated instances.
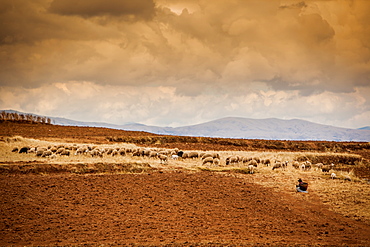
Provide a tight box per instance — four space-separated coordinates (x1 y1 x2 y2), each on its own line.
296 153 363 165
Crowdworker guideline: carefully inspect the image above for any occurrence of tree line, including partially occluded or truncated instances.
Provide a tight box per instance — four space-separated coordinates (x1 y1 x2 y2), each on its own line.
0 111 52 124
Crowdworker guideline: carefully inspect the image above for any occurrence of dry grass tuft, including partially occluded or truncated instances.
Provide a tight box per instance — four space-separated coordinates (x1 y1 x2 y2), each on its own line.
0 135 25 143
296 152 363 166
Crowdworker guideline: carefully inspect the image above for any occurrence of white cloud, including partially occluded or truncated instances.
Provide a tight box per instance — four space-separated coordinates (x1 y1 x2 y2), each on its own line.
1 81 369 128
0 0 369 129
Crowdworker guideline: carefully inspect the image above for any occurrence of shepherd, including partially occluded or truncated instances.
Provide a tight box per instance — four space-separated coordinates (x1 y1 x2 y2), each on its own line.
296 178 308 193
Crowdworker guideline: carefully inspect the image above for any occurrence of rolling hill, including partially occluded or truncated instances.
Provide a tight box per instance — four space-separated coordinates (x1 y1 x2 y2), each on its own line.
2 110 370 142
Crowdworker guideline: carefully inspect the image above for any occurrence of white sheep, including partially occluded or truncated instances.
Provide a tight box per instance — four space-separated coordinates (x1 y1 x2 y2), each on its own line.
292 161 300 169
202 153 220 160
272 161 282 170
248 164 255 174
303 161 312 171
331 173 336 179
158 154 168 164
171 154 179 160
213 158 220 166
226 156 238 165
315 163 324 171
202 157 214 166
148 151 157 158
41 150 52 157
249 159 258 168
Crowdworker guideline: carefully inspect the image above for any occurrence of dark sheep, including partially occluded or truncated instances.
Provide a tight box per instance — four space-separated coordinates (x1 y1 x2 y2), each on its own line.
19 147 30 154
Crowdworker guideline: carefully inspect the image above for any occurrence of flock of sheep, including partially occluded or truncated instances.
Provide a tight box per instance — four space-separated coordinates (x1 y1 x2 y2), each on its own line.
12 144 338 176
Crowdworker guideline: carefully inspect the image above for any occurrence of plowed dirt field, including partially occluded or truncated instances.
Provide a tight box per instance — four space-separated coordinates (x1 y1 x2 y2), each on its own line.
1 171 369 246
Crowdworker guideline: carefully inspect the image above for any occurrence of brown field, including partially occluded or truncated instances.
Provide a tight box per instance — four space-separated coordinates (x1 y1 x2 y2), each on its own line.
0 122 370 246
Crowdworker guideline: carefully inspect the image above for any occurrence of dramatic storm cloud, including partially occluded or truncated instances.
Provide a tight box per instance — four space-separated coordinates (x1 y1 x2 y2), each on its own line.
0 0 369 128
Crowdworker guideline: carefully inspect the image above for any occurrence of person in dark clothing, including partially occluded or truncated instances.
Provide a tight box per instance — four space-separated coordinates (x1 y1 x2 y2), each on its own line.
296 178 308 193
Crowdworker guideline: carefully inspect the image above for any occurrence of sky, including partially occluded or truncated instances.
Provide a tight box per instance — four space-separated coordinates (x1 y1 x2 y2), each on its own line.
0 0 369 129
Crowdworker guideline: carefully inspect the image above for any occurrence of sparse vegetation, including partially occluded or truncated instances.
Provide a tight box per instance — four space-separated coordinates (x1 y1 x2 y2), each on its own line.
295 153 364 166
0 122 369 246
0 111 52 124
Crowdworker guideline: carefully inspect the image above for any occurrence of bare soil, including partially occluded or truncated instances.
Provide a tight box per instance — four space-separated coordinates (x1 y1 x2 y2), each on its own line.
0 171 369 246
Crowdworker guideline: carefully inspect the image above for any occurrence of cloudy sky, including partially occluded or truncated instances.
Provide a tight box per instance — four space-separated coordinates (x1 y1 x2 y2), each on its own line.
0 0 369 128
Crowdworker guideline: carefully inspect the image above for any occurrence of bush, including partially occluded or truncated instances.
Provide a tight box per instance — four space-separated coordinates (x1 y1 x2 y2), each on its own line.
296 153 363 165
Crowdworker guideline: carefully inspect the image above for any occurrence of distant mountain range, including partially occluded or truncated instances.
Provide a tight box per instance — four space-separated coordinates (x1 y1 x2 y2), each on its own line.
2 110 370 142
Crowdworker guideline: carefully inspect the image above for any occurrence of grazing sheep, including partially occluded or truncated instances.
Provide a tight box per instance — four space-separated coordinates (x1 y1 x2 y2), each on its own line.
56 147 65 154
303 161 312 171
12 147 19 153
281 161 288 170
60 150 70 156
202 153 220 160
75 147 87 155
252 157 261 163
158 154 168 164
202 157 214 166
35 150 44 157
41 150 52 157
242 157 252 164
177 150 184 158
261 159 271 166
90 149 103 158
171 154 179 160
158 150 168 156
272 161 282 170
249 159 258 168
226 156 239 165
315 163 324 171
118 148 126 156
187 151 199 159
292 161 300 169
19 147 30 154
181 152 189 159
248 164 256 174
331 173 336 179
213 158 220 166
132 150 141 156
300 163 306 171
201 153 213 160
28 147 37 153
148 151 157 158
142 149 151 157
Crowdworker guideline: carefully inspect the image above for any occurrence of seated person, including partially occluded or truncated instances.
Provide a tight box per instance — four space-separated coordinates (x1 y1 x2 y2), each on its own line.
296 178 308 193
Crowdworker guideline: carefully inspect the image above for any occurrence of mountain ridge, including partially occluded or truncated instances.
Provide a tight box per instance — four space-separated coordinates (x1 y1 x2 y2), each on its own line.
1 110 369 142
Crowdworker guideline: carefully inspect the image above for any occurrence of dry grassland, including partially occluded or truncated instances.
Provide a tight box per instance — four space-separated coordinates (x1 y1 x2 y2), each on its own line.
1 135 369 226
